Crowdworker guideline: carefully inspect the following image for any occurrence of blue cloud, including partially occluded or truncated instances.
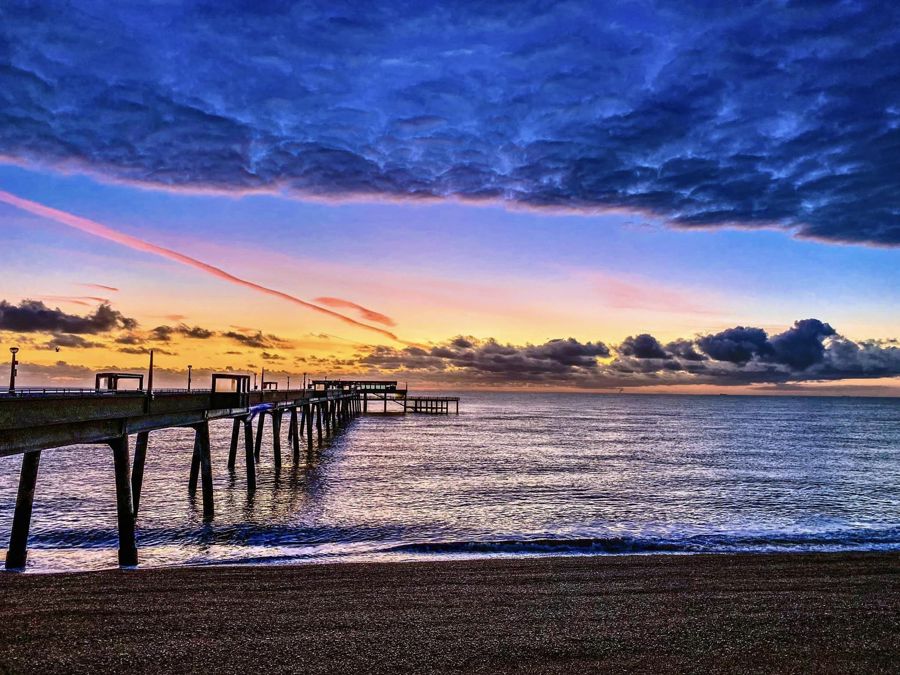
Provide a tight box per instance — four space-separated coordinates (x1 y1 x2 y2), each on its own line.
1 1 898 244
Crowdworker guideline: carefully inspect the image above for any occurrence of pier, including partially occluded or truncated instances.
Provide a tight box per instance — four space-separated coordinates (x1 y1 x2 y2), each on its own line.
0 374 459 570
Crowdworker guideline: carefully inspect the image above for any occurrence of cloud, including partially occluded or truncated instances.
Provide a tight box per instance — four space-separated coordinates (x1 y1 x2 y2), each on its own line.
618 334 669 360
314 297 396 327
352 320 900 387
149 323 215 342
222 330 290 349
361 336 611 382
260 351 285 361
0 299 136 334
41 334 103 350
118 346 177 356
1 2 898 245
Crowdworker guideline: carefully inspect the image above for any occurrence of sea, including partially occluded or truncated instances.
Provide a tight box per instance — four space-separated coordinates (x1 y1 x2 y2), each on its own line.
1 393 898 572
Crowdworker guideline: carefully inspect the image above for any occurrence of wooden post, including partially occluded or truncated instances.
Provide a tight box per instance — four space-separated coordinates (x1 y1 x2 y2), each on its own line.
132 431 149 515
5 450 41 570
228 418 241 470
364 393 368 413
324 400 331 435
196 422 214 521
290 408 300 461
110 435 138 567
243 417 256 492
383 393 387 413
272 411 282 470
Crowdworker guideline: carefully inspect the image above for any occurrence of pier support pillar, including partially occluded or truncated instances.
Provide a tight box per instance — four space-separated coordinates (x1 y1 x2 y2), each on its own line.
304 403 313 455
290 408 300 461
324 401 331 435
364 393 368 413
132 432 149 515
254 413 265 461
228 418 241 470
194 422 214 521
243 417 256 492
272 412 282 470
4 450 41 570
316 403 323 444
110 435 138 567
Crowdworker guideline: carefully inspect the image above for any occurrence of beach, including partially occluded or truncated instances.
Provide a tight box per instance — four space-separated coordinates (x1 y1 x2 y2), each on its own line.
1 552 897 673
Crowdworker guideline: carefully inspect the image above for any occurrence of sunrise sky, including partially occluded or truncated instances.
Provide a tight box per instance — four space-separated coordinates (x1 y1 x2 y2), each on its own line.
1 1 898 394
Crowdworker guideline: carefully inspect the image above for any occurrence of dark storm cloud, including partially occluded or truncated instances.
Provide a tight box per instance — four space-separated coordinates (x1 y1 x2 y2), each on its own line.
2 1 898 244
41 334 102 350
619 334 669 360
150 324 215 342
697 327 773 364
221 330 291 349
361 336 610 381
0 300 136 334
353 320 900 387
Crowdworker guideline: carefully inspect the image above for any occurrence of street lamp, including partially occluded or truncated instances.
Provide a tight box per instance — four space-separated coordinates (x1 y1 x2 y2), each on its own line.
9 347 19 393
187 364 193 392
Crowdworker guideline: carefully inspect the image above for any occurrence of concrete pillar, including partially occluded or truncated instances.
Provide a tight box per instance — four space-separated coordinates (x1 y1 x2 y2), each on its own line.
4 450 41 570
110 435 138 567
132 432 149 515
228 418 241 470
243 417 256 492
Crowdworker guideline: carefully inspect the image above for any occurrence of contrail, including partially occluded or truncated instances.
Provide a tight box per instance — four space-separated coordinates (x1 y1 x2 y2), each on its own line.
314 296 396 326
0 189 400 341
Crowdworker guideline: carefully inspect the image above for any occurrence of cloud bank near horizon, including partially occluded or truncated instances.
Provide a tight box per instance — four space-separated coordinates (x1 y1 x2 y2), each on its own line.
4 299 895 388
357 320 900 388
1 1 898 246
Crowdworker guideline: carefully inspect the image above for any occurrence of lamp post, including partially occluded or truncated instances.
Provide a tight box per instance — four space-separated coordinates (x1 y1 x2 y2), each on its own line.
8 347 19 393
287 375 291 390
187 364 193 392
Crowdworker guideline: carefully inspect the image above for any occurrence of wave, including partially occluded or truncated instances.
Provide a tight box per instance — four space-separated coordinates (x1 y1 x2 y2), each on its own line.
379 529 900 557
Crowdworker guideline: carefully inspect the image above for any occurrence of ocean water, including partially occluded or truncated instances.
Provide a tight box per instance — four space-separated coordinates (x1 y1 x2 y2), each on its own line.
1 393 898 572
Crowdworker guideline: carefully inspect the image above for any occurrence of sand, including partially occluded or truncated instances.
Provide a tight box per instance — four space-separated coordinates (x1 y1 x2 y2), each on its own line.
0 552 897 673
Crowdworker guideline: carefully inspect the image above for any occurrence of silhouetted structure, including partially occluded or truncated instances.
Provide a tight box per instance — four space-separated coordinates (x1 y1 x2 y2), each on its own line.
0 374 460 570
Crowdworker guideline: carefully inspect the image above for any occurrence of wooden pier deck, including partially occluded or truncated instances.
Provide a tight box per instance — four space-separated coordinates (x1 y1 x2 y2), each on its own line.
0 376 460 570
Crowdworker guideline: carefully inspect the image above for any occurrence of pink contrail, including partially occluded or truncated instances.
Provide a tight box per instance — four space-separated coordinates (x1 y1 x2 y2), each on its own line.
314 296 396 326
0 189 400 342
80 283 119 292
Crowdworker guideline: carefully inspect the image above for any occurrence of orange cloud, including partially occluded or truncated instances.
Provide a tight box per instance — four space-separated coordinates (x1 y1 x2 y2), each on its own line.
314 297 396 326
0 189 401 342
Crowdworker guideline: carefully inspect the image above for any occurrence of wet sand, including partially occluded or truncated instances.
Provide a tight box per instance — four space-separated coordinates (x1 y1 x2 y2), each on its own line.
1 552 897 673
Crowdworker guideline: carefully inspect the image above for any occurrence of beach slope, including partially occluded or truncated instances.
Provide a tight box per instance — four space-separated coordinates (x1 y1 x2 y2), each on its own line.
1 552 897 673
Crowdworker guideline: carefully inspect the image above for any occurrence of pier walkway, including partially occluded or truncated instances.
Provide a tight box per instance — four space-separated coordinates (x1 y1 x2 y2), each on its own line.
0 375 459 570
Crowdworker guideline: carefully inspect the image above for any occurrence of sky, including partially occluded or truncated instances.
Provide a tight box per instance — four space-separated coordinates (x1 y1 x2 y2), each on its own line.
0 0 898 394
